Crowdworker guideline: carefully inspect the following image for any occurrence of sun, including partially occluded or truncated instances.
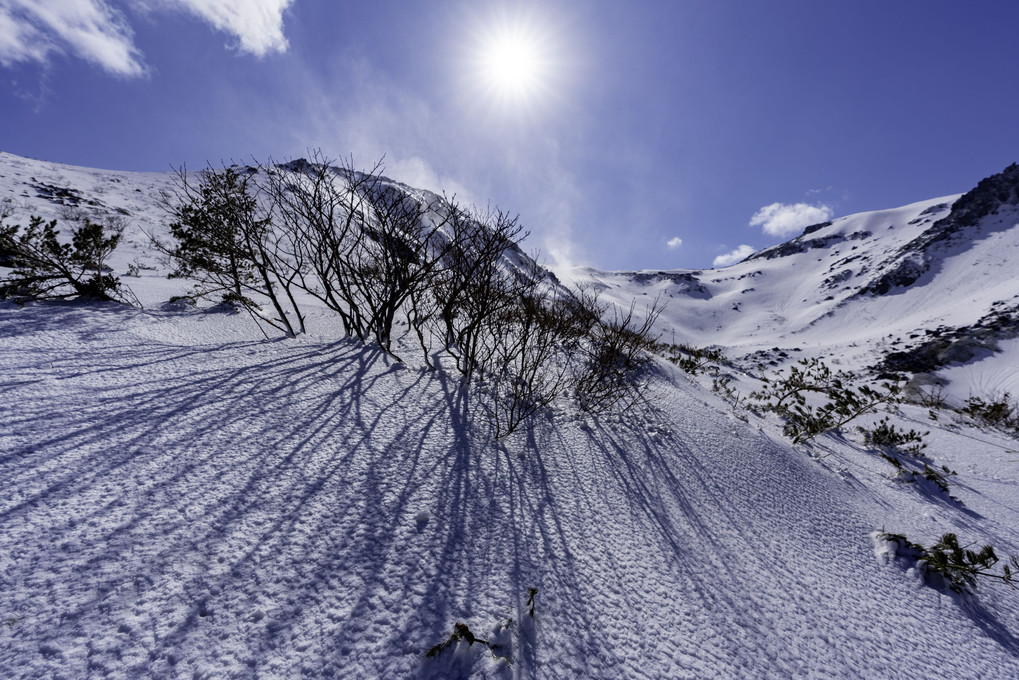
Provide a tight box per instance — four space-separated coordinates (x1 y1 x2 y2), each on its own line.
467 14 560 111
479 30 546 100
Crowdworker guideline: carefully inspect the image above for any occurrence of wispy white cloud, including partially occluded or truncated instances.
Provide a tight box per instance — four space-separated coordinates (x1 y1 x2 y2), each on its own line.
535 174 582 269
0 0 146 76
0 7 50 64
666 236 683 250
289 59 477 202
0 0 293 77
165 0 293 57
712 244 754 268
749 202 833 238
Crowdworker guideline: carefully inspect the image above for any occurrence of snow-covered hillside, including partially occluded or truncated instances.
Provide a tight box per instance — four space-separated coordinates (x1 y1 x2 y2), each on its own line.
562 164 1019 404
2 152 1019 678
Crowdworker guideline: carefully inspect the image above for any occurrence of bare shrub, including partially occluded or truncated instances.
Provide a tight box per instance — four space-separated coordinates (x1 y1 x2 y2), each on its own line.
260 153 457 356
432 205 527 377
915 384 947 409
260 154 374 339
350 178 454 356
478 266 581 438
574 294 663 413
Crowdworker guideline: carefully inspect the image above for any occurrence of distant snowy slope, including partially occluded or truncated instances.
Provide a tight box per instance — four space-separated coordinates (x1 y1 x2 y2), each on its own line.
7 148 1016 380
562 162 1019 403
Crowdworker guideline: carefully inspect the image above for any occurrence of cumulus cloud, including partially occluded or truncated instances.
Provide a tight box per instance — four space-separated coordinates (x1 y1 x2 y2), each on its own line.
712 244 755 268
0 0 146 76
0 0 293 76
749 202 833 238
666 237 683 250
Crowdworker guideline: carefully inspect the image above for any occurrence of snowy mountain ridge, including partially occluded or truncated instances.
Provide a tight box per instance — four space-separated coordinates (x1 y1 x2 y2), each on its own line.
2 151 1019 678
562 162 1019 406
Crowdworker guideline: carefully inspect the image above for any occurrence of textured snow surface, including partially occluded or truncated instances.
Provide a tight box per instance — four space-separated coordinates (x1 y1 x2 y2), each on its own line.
3 303 1019 678
2 153 1019 678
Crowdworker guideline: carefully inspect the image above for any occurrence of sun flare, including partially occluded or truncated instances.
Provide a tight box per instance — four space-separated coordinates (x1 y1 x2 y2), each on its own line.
469 15 559 110
480 32 544 98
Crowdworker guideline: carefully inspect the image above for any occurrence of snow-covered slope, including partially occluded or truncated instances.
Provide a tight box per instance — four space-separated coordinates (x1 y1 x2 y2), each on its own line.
561 163 1019 405
2 152 1019 678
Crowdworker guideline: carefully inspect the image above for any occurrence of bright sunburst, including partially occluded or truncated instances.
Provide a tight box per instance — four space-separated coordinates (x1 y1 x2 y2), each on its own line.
479 30 546 99
467 12 562 112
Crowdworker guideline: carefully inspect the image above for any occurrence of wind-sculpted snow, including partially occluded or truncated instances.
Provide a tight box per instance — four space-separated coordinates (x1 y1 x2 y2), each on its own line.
2 303 1019 678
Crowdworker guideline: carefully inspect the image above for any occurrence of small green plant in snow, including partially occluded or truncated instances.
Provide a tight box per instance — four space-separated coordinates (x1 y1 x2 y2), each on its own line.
860 417 928 456
0 215 125 303
881 531 1019 594
751 358 902 443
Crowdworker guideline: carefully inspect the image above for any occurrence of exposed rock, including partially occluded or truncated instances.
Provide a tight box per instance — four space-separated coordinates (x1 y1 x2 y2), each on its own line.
745 227 869 263
859 164 1019 297
878 300 1019 373
625 271 712 299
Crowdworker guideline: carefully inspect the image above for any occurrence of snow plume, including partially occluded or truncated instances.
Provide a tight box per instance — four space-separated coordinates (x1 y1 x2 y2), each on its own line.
0 0 146 76
387 156 477 205
750 202 833 238
713 244 755 267
666 237 683 250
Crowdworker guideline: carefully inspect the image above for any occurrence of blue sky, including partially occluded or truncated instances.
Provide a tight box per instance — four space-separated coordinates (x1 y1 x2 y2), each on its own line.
2 1 1018 271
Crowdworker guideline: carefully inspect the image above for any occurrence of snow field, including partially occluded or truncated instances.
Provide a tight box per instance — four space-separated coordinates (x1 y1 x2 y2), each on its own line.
3 301 1019 678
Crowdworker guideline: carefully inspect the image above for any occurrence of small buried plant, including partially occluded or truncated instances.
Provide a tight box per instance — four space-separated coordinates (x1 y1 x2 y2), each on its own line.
425 622 491 659
424 588 539 665
880 531 1019 594
917 463 957 494
860 417 929 457
859 418 958 493
661 343 724 376
525 587 538 618
962 392 1019 432
711 375 745 410
881 456 957 494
